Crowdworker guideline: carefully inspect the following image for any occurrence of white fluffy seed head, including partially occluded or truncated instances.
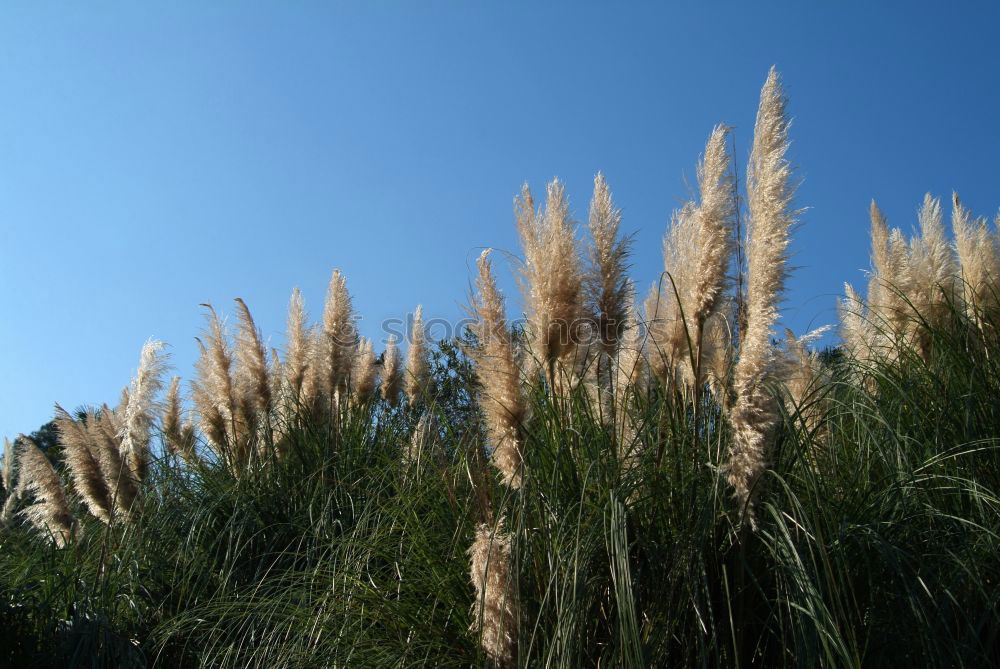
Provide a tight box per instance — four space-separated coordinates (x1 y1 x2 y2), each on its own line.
405 305 431 405
119 339 169 484
468 520 517 666
471 249 525 489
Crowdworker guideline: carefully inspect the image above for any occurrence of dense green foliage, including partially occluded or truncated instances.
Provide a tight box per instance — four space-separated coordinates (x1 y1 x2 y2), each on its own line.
2 316 999 668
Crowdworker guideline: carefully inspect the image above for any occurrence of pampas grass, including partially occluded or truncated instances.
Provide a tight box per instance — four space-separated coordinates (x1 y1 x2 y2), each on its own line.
320 269 357 407
586 173 631 358
470 249 525 489
726 67 795 521
283 287 312 405
405 305 430 405
4 437 74 546
1 437 14 496
8 67 1000 668
468 520 517 667
907 194 956 358
780 327 830 435
645 203 697 389
55 406 113 524
952 192 1000 322
645 125 735 392
192 305 239 461
119 339 168 485
381 335 402 406
352 337 377 403
234 298 273 423
517 180 585 384
163 376 197 462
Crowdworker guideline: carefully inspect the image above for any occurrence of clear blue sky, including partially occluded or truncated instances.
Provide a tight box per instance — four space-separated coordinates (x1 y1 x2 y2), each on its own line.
2 2 998 437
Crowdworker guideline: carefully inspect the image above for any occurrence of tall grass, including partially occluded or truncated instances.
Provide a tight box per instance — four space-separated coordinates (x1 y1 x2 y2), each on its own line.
2 69 999 668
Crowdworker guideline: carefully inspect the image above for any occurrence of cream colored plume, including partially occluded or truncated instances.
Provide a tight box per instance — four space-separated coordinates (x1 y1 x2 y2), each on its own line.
645 125 735 391
952 193 1000 321
908 194 956 358
468 520 517 667
320 269 357 406
299 329 325 418
192 306 238 457
381 336 402 405
6 438 75 547
690 125 737 326
404 305 431 405
779 327 831 435
163 376 197 462
233 297 272 418
55 406 113 524
283 288 312 403
516 180 584 381
839 283 874 363
352 337 377 402
470 249 525 488
586 173 631 357
233 298 273 447
84 406 139 518
645 203 697 388
119 338 168 484
2 437 13 495
726 67 795 522
863 201 912 359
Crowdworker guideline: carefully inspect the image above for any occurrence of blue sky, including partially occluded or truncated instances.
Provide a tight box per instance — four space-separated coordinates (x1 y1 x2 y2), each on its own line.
1 2 998 437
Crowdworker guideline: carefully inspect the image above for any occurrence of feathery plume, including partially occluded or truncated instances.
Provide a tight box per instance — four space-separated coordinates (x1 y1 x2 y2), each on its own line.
86 407 138 517
298 329 325 419
468 520 517 667
163 377 197 462
908 194 957 357
234 298 272 421
645 203 698 388
119 339 168 484
726 68 795 521
55 406 113 524
2 437 13 496
381 336 402 406
320 269 356 406
839 283 873 362
8 438 75 546
645 125 735 392
352 337 378 402
584 174 631 422
192 306 239 458
864 201 912 358
867 201 890 314
952 193 1000 321
702 310 734 402
470 249 526 488
404 305 431 405
690 125 737 327
284 287 311 403
779 327 831 435
586 173 631 357
517 180 585 381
